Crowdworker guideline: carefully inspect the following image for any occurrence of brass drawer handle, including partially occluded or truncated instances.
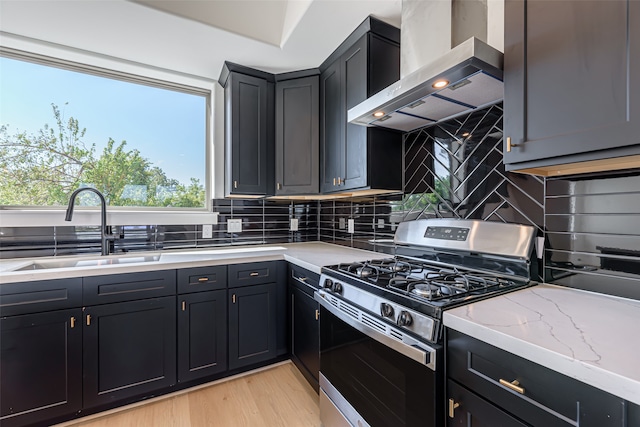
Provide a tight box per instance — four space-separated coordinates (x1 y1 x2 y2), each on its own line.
250 272 259 277
70 317 76 329
198 277 209 282
234 180 238 189
315 309 319 321
448 398 460 418
499 379 525 394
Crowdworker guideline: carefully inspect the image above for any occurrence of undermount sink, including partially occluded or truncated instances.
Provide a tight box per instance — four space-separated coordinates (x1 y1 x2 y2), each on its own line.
15 255 161 271
9 246 287 273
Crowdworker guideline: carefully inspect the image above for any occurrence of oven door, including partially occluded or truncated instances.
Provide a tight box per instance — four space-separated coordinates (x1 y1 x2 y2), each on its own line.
316 290 443 427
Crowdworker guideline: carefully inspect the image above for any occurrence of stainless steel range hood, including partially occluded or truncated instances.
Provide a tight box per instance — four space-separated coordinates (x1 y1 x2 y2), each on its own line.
348 0 504 133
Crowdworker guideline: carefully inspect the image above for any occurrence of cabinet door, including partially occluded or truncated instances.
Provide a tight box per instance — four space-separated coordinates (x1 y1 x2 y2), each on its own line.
228 283 277 370
83 297 176 408
290 282 319 391
226 72 269 195
342 35 368 191
504 0 640 169
1 309 82 427
447 380 528 427
178 290 227 382
275 76 319 195
320 59 344 193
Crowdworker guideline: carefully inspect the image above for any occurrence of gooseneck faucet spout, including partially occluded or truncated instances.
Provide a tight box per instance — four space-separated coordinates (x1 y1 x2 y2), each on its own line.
65 187 114 256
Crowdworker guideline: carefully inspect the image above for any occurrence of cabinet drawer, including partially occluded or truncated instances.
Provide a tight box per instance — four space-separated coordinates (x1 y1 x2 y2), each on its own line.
447 329 625 427
289 264 320 291
83 270 176 305
177 266 227 294
228 261 278 288
0 278 82 316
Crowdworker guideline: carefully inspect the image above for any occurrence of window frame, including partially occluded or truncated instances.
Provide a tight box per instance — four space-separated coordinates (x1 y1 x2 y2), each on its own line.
0 40 217 226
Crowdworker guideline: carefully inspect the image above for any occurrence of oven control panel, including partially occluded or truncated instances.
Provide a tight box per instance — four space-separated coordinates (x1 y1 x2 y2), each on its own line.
424 226 469 241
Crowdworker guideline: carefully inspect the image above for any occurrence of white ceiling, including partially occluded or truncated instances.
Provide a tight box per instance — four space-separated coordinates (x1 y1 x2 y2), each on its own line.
0 0 402 82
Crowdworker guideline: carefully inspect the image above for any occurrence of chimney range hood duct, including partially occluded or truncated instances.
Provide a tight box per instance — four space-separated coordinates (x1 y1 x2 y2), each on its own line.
348 1 504 133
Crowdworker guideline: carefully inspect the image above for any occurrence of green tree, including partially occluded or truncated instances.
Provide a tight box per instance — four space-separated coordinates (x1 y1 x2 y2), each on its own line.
0 103 204 207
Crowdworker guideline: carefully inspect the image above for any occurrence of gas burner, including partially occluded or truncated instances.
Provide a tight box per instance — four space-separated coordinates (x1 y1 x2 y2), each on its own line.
355 266 376 278
411 283 448 298
388 260 418 273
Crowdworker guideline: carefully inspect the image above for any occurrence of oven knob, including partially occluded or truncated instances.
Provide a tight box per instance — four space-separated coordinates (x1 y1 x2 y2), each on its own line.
380 303 394 318
323 278 334 289
397 310 413 327
332 282 343 294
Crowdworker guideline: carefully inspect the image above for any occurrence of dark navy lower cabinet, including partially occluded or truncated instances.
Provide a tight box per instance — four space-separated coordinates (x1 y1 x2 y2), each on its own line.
0 309 82 427
228 282 278 370
83 296 177 409
447 379 527 427
288 265 320 391
447 329 628 427
177 289 228 382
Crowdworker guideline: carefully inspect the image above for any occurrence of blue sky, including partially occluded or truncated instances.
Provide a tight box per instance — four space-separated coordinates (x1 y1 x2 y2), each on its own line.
0 56 206 186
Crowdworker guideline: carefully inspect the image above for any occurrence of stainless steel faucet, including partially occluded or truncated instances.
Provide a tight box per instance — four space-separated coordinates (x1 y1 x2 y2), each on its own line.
65 187 117 256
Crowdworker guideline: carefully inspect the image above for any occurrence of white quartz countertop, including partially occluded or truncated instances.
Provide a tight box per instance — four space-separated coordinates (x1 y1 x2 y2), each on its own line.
0 241 389 284
443 283 640 405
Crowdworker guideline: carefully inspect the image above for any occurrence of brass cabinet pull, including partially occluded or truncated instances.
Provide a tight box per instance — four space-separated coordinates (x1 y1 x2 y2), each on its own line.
315 309 319 321
198 277 209 282
232 294 236 304
499 379 525 394
333 177 336 186
250 272 259 277
448 398 460 418
277 183 281 190
337 177 342 185
182 301 186 311
86 314 91 326
299 277 308 282
506 137 521 152
234 180 238 189
70 317 76 328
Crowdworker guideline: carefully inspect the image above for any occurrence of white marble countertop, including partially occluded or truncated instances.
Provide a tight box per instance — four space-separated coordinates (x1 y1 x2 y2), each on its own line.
0 241 389 284
444 283 640 405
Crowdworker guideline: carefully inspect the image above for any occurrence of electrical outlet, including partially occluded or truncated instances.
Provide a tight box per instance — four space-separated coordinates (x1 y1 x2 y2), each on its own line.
339 218 346 229
290 218 299 231
227 219 242 233
202 224 213 238
347 219 355 234
378 219 385 229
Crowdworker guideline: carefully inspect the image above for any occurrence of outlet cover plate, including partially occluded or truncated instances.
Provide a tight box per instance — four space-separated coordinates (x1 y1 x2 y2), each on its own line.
227 219 242 233
347 219 354 234
202 224 213 238
290 218 299 231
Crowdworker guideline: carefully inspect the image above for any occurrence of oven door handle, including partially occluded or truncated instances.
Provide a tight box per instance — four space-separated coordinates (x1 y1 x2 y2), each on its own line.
315 290 437 370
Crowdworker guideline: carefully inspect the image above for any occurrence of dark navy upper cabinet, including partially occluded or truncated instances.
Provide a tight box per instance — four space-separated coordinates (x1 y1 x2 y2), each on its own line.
504 0 640 175
320 17 403 194
275 71 320 195
219 62 275 196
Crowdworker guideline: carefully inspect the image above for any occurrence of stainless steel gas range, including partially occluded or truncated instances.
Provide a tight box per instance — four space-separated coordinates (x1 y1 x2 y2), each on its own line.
315 219 539 427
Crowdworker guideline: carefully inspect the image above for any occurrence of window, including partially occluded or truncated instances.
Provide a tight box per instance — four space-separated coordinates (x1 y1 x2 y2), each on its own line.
0 52 209 209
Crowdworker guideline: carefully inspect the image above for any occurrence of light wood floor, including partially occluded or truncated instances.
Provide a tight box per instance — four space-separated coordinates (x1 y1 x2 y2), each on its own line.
56 361 321 427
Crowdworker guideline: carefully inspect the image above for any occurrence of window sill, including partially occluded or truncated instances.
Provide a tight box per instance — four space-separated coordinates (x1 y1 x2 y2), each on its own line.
0 209 220 228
